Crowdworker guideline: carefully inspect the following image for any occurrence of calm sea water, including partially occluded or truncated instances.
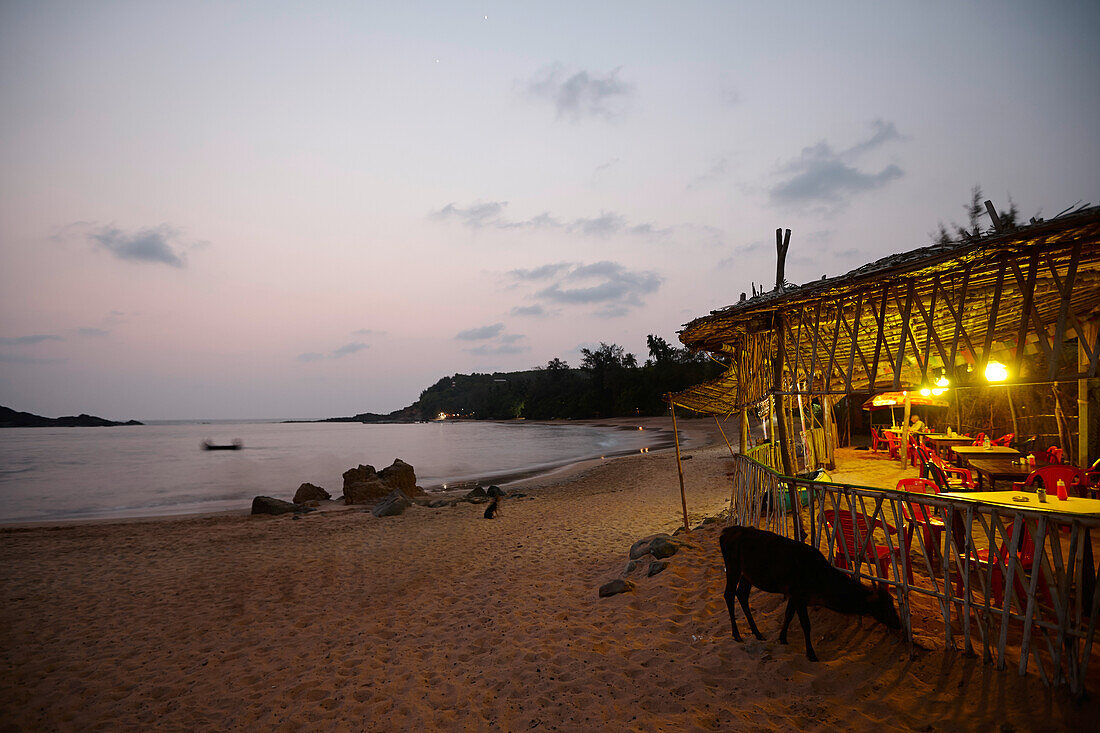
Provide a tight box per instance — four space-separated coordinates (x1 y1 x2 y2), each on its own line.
0 421 668 524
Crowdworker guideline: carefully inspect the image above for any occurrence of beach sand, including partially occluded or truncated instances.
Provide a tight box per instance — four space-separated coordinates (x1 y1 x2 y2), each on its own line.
1 416 1094 731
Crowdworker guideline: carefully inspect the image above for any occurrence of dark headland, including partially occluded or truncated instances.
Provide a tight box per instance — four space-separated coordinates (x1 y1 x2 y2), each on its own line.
0 405 143 428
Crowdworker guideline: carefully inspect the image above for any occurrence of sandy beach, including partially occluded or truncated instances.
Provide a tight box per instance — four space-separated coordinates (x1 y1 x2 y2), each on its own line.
1 416 1094 731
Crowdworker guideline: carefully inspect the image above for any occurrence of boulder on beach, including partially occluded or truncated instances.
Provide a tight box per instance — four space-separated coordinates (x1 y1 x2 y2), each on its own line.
372 489 412 517
486 485 506 498
628 533 682 560
293 482 330 504
343 460 422 504
251 496 313 516
598 578 635 598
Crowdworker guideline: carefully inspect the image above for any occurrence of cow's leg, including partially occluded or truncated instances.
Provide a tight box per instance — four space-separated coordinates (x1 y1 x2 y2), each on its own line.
736 577 765 640
795 602 818 662
779 598 798 644
723 569 743 641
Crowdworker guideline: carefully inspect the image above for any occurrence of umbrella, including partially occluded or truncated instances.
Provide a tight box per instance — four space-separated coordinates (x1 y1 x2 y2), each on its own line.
862 391 950 427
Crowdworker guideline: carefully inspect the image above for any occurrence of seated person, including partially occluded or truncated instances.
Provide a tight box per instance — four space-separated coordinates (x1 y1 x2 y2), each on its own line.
909 414 927 433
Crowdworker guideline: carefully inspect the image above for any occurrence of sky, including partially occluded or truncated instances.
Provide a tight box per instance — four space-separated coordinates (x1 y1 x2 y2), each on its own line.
1 1 1098 420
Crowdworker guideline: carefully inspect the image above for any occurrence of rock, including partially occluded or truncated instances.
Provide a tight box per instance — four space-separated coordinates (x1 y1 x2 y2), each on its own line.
251 496 312 516
629 533 676 559
378 459 417 494
647 560 669 577
486 485 506 497
649 536 681 559
465 486 487 499
372 489 412 517
623 559 641 577
426 499 451 508
344 476 390 505
293 482 330 504
599 578 635 597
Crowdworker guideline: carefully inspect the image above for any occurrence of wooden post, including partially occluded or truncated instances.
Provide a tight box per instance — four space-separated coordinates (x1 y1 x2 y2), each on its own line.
739 407 749 454
714 416 736 457
669 401 690 532
1081 321 1098 468
900 393 912 467
822 394 838 470
772 229 796 478
1005 384 1020 438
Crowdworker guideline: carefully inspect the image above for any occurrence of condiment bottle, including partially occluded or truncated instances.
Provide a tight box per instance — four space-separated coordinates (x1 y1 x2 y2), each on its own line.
1056 479 1069 501
1037 486 1047 503
1028 454 1036 468
984 436 991 449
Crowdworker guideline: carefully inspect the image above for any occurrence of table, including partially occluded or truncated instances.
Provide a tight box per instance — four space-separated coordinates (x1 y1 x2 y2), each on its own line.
964 457 1052 490
941 490 1100 517
950 445 1020 468
923 434 975 459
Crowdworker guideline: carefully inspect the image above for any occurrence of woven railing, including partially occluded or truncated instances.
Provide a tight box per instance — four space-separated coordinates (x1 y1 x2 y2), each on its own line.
726 453 1100 696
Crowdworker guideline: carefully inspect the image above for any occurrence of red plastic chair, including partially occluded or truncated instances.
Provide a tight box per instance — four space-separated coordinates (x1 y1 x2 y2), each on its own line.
1044 446 1064 464
956 517 1051 608
991 433 1015 447
928 450 975 489
1087 458 1100 498
823 509 912 583
882 431 902 460
906 434 924 467
896 478 944 558
970 432 987 446
869 427 887 454
1011 465 1089 497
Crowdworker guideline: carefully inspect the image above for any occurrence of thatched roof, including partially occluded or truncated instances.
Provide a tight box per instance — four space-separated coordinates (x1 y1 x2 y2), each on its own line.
672 205 1100 414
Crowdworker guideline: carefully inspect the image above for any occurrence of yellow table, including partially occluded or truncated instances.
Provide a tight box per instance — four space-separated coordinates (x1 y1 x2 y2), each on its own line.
941 491 1100 517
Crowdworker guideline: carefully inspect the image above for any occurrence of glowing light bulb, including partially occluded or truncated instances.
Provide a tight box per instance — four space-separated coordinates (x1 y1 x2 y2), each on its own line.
919 388 931 397
985 361 1009 382
935 376 949 388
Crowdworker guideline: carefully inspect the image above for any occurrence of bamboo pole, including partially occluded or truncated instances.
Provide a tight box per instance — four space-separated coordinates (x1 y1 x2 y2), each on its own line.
669 401 690 532
1006 384 1020 438
714 416 736 457
1080 322 1097 468
900 393 912 467
739 407 749 454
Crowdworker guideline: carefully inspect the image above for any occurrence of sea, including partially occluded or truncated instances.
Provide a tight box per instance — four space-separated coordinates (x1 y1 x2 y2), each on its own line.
0 420 670 525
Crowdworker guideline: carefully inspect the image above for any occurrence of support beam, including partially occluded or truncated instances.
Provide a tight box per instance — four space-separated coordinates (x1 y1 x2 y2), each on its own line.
739 408 749 454
669 401 690 532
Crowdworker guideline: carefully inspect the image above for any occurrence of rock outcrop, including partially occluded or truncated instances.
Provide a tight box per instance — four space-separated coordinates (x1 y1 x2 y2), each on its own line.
372 489 412 517
343 459 422 504
251 496 313 516
293 483 330 504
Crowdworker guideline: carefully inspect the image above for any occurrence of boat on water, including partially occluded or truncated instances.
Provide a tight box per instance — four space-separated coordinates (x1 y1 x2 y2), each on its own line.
201 439 243 451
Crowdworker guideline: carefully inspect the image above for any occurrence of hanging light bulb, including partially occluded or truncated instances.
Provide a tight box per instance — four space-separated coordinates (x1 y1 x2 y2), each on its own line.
919 387 932 397
935 375 949 388
985 361 1009 382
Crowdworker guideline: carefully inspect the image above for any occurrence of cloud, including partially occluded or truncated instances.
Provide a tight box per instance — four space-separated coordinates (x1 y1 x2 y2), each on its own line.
297 339 371 362
76 328 109 337
687 157 730 191
0 354 66 364
524 65 633 121
769 120 904 208
431 201 509 228
332 342 369 358
0 334 63 346
508 263 571 281
510 261 661 317
352 328 384 337
88 224 188 267
510 304 547 317
455 323 505 341
431 202 669 240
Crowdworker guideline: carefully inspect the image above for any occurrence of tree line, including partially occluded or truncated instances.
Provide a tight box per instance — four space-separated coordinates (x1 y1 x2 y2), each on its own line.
391 336 726 421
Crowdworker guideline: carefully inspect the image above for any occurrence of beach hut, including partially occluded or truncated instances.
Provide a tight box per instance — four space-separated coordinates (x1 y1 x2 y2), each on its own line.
667 204 1100 695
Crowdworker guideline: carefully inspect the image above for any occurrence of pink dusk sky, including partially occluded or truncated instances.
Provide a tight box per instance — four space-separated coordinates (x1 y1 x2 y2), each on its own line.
1 1 1098 420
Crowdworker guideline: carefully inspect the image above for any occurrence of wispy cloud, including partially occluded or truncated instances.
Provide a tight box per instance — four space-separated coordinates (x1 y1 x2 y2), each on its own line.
509 261 661 318
0 334 63 346
467 340 530 356
75 327 110 338
431 202 669 239
455 323 505 341
770 120 904 209
88 224 189 267
687 157 731 191
524 65 633 121
297 338 370 363
510 304 548 317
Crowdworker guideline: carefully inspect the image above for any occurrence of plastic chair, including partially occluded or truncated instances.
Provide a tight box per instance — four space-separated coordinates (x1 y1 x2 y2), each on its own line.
991 433 1015 447
1087 458 1100 498
956 517 1051 608
928 450 975 489
1010 465 1089 497
1044 446 1064 464
869 427 887 454
925 461 975 492
823 509 912 583
970 432 987 446
906 434 924 468
882 431 902 460
896 478 944 559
